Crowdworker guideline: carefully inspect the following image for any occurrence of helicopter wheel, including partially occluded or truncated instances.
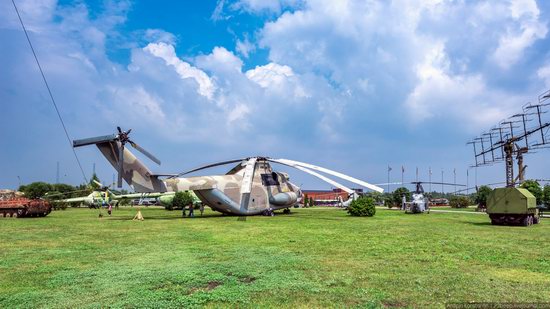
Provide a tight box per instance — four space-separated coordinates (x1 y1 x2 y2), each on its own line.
283 208 291 214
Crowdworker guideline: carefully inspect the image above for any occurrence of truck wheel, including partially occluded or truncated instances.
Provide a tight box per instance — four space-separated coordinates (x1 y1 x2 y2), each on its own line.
522 216 529 226
533 216 540 224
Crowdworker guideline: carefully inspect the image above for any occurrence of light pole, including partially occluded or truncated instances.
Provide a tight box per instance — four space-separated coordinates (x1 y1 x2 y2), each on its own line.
429 167 432 193
453 168 456 194
441 170 444 194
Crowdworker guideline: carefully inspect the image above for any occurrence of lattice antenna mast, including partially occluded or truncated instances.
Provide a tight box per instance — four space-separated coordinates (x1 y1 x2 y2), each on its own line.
469 89 550 188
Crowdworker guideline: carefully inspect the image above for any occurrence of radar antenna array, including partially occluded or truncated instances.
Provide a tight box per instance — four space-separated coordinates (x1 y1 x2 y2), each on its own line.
468 89 550 187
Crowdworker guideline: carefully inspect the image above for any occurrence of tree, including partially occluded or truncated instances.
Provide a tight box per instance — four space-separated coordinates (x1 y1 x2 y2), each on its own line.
309 197 315 207
170 191 194 210
347 196 376 217
521 180 543 204
392 187 410 208
19 182 53 199
543 185 550 207
302 194 308 208
449 195 470 208
474 185 492 208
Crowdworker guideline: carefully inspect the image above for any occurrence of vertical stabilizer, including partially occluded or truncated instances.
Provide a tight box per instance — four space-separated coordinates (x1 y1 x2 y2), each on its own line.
95 141 166 193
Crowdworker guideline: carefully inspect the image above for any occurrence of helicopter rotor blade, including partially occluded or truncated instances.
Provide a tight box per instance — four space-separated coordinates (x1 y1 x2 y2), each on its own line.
269 159 355 194
270 158 384 193
117 142 124 188
175 159 246 177
129 141 161 165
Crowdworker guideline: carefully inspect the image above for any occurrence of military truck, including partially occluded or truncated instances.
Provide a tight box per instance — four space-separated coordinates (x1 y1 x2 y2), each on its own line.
487 187 540 226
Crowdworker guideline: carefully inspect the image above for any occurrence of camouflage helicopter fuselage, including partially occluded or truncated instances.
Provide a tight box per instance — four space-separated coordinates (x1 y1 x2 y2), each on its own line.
94 141 301 215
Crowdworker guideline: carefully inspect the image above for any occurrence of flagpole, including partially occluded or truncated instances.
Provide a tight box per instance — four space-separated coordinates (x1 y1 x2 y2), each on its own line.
387 165 391 193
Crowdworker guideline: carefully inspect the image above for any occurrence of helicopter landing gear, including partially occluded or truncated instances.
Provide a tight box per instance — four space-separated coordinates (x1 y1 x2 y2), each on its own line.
283 208 291 214
262 209 275 216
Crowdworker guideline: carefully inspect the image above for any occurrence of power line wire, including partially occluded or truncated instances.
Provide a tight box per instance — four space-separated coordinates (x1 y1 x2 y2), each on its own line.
11 0 88 184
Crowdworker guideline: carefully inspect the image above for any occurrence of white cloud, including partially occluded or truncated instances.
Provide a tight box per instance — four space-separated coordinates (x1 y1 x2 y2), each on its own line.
143 29 177 45
144 42 216 99
235 37 255 58
232 0 302 14
405 44 519 129
492 0 547 69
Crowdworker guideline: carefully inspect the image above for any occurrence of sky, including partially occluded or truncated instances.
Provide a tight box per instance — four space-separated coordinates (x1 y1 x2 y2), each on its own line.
1 0 550 192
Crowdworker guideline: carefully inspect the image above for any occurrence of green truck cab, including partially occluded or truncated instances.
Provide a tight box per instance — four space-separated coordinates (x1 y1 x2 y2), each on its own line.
487 188 540 226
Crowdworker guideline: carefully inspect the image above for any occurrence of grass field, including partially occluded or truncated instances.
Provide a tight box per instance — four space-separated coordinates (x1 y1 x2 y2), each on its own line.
1 207 549 308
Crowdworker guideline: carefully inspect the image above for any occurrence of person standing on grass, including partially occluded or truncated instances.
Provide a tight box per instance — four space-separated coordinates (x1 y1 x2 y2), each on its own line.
199 203 204 216
182 206 186 217
108 203 112 216
188 203 195 218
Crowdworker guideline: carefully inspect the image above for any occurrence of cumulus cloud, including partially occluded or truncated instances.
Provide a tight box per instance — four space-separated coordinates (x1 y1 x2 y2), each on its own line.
492 0 547 69
144 42 216 99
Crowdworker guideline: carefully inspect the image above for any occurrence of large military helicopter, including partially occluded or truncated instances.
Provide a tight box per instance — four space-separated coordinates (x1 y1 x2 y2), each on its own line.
73 127 383 216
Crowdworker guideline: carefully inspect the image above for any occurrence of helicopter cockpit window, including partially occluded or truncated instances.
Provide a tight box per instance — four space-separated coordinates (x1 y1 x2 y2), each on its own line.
261 173 280 186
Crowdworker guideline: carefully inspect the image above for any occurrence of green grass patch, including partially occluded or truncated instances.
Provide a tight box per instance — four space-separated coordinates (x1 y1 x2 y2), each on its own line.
1 207 549 308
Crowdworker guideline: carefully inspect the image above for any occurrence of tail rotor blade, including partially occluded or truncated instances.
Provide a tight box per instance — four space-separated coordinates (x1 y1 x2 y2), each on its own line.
129 141 161 165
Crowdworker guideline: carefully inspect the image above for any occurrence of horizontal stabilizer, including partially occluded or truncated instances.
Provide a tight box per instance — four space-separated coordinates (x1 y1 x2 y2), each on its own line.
73 134 117 147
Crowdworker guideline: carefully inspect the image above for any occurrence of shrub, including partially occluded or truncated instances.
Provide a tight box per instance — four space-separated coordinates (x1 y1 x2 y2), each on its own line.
170 191 194 210
474 185 492 208
449 196 470 208
521 180 543 205
543 185 550 207
347 196 376 217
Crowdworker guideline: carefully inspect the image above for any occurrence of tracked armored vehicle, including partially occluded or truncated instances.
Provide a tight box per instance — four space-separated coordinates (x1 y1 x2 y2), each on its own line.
0 198 52 218
487 188 540 226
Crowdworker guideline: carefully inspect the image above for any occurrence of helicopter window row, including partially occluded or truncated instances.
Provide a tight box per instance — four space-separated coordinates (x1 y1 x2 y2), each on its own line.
261 173 280 186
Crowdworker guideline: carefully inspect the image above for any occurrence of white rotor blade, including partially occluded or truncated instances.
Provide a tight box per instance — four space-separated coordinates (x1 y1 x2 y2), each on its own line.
240 158 257 194
273 158 384 193
270 159 354 194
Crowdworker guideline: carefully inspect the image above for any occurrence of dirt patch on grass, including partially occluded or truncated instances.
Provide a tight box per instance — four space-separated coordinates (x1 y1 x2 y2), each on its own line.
206 281 221 290
239 276 256 284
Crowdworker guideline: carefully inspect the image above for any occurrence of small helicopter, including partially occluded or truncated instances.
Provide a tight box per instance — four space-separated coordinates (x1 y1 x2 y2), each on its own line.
380 181 466 214
73 127 384 216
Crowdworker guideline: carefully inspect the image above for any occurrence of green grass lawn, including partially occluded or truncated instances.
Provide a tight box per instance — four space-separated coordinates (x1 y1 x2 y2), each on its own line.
1 207 549 308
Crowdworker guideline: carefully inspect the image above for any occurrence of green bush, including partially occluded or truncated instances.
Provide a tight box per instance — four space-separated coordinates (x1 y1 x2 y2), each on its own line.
474 185 492 208
347 196 376 217
543 185 550 207
449 196 470 208
169 191 194 210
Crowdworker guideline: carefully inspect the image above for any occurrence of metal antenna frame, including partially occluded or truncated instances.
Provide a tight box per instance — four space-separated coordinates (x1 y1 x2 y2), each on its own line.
468 89 550 187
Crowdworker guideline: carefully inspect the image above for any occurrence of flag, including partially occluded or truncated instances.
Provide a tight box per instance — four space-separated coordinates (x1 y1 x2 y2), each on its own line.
429 167 432 176
402 166 405 173
388 166 392 172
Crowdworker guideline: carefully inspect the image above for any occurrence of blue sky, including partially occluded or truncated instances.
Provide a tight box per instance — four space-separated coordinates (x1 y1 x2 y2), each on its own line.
1 0 550 192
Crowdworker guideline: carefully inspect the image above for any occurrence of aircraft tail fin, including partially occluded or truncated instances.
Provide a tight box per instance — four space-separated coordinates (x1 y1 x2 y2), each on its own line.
74 137 166 193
